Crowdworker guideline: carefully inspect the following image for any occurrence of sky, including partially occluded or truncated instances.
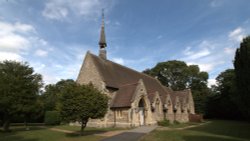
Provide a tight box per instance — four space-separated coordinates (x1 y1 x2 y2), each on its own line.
0 0 250 86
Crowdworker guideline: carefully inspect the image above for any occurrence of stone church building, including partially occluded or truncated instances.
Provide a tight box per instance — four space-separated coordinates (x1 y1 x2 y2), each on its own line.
76 13 195 128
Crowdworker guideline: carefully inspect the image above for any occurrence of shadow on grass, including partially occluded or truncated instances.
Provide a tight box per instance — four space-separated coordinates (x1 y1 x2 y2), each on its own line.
187 120 250 140
0 126 46 133
65 129 107 137
2 136 38 141
183 135 243 141
0 131 39 141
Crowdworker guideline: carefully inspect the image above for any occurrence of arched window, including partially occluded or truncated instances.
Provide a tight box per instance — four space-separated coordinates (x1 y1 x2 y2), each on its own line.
156 99 160 114
138 98 145 108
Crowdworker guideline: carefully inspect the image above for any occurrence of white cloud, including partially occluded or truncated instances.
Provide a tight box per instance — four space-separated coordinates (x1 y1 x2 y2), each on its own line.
183 46 193 55
180 37 236 87
29 46 89 85
0 34 30 51
210 0 223 8
112 57 125 65
228 27 246 42
187 62 215 72
187 48 210 60
208 79 216 87
224 47 235 55
0 21 35 62
14 22 35 33
182 41 211 60
178 25 250 88
0 21 35 52
42 3 68 20
0 52 23 61
42 0 112 21
0 21 34 35
0 20 50 64
35 49 48 57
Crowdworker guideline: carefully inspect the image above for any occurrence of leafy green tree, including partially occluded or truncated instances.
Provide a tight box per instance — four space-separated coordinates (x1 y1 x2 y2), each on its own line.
44 111 61 125
41 79 75 111
0 61 43 131
60 83 108 135
234 36 250 119
206 69 241 119
144 60 189 90
143 60 209 114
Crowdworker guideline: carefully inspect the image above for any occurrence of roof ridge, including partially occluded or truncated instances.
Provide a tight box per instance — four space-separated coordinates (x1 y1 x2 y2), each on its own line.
88 52 162 82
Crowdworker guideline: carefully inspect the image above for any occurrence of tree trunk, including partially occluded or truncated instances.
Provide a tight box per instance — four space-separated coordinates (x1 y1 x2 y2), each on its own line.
80 118 88 136
3 119 10 132
24 119 29 131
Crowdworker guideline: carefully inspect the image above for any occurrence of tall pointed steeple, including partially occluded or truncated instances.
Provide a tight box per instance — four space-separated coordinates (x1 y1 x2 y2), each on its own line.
99 9 107 48
99 9 107 59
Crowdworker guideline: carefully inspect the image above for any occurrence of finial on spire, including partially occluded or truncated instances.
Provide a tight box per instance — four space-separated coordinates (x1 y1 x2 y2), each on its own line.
102 9 104 22
99 8 107 49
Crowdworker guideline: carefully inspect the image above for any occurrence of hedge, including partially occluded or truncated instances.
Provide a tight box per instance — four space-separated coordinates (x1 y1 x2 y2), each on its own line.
44 111 61 125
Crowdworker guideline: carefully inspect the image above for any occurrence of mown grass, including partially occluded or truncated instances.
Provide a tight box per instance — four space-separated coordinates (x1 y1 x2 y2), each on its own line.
0 125 111 141
167 122 200 129
142 120 250 141
52 124 127 132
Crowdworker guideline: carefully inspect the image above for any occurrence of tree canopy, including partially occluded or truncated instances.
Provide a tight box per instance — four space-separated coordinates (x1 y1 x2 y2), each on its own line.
41 79 75 111
0 61 43 131
60 83 108 135
206 69 241 119
143 60 209 114
234 36 250 119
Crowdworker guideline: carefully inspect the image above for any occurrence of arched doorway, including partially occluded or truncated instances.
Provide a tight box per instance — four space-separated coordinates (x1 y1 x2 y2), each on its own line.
138 98 145 126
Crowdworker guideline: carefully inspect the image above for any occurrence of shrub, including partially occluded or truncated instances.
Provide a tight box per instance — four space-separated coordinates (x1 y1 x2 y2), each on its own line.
173 120 180 125
157 120 170 126
44 111 61 125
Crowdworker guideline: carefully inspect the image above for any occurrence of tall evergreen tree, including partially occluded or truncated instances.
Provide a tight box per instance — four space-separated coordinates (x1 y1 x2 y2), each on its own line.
234 36 250 119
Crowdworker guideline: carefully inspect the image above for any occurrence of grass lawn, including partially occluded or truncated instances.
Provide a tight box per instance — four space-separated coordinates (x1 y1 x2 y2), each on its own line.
141 120 250 141
52 124 127 132
0 125 115 141
166 122 201 129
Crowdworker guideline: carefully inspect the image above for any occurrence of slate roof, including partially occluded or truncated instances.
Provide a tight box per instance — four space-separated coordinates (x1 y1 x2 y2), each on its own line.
88 52 189 108
111 83 138 108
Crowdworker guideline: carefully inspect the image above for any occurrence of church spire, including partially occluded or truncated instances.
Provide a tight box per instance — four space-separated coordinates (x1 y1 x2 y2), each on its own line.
99 9 107 48
99 9 107 59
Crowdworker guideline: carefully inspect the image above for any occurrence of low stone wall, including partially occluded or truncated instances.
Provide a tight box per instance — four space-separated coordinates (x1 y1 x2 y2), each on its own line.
164 113 189 123
189 114 203 122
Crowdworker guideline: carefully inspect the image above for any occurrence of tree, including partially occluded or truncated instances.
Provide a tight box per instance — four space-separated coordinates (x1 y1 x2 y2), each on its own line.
143 60 209 114
60 83 108 135
206 69 241 119
41 79 75 111
234 36 250 119
0 61 43 131
144 60 189 90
